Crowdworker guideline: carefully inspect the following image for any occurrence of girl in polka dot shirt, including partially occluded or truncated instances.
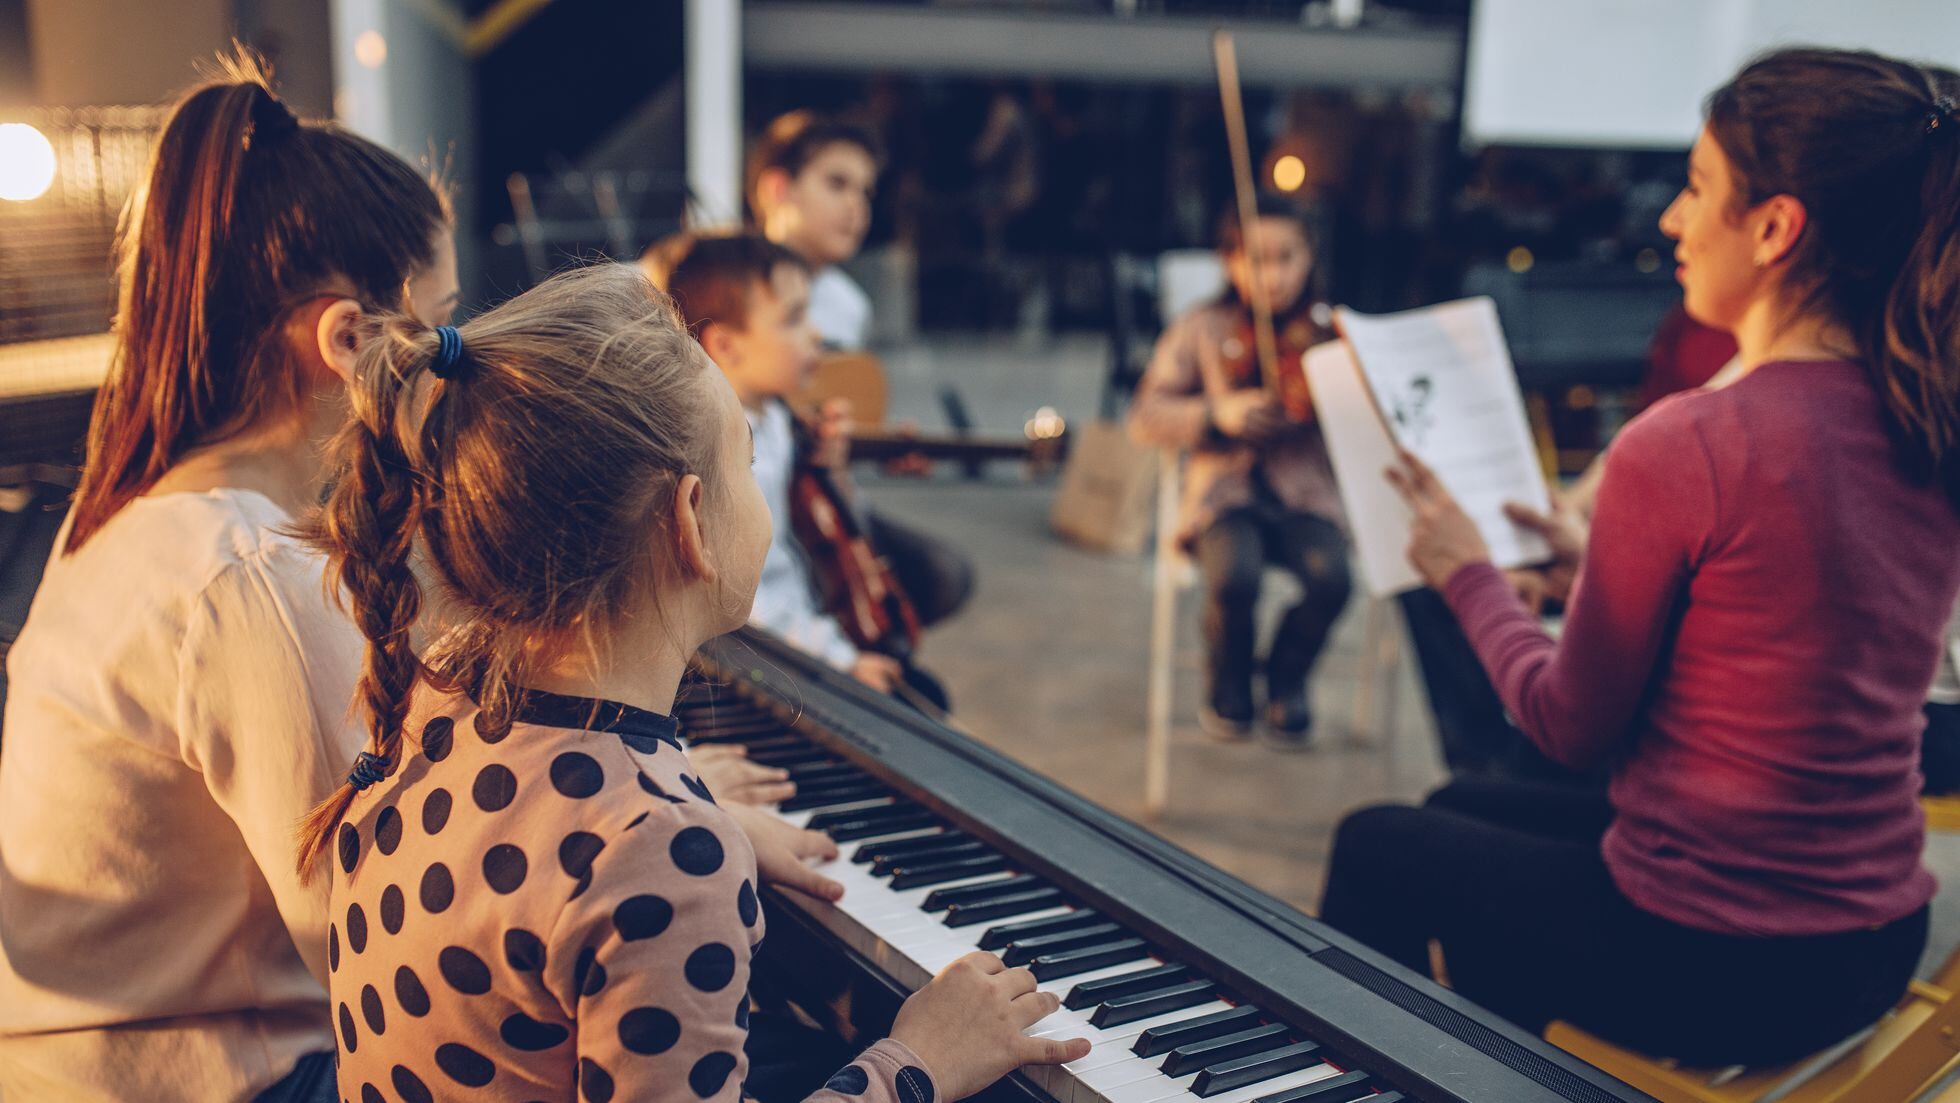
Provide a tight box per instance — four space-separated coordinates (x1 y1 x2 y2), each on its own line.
294 263 1089 1103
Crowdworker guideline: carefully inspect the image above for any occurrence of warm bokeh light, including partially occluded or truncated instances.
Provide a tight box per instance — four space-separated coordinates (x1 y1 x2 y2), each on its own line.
0 124 57 202
1506 246 1534 274
1271 155 1307 193
1024 406 1066 441
355 30 388 69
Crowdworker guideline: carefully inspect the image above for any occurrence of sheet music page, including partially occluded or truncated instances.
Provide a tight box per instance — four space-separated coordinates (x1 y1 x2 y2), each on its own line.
1304 342 1422 597
1322 297 1553 591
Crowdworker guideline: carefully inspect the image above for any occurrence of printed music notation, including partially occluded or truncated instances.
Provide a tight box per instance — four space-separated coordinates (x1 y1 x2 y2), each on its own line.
1308 298 1553 597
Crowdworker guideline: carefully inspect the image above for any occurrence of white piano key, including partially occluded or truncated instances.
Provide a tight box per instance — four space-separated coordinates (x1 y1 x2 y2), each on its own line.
913 938 983 974
1041 1001 1236 1058
1094 1055 1339 1103
1098 1069 1207 1103
1080 1053 1200 1091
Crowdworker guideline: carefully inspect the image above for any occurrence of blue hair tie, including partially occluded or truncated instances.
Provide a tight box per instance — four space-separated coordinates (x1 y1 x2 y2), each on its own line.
346 751 391 791
431 325 471 381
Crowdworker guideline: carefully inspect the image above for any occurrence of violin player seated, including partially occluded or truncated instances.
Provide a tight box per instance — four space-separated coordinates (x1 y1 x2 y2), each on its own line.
648 231 953 711
1128 196 1351 750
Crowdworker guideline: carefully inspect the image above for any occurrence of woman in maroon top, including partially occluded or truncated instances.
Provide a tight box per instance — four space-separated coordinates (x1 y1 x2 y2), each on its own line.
1320 48 1960 1065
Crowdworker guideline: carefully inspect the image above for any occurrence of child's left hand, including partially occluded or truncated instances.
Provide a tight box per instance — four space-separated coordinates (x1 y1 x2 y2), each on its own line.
688 743 796 806
813 398 854 470
1386 449 1491 587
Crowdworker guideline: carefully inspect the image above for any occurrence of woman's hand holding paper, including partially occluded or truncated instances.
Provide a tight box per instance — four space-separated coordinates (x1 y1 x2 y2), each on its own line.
1386 449 1491 587
1501 496 1587 606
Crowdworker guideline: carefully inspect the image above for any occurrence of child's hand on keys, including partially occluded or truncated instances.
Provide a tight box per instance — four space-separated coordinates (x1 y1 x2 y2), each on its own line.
688 742 796 806
890 952 1093 1101
722 803 844 903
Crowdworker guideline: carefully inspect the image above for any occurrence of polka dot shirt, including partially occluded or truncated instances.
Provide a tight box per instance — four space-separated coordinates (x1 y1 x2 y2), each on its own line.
328 686 937 1103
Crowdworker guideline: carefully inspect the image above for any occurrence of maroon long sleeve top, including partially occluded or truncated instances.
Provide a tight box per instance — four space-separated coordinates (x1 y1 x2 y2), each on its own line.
1445 359 1960 936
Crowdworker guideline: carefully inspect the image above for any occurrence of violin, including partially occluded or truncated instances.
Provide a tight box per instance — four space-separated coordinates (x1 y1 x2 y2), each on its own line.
1218 299 1332 423
1212 31 1328 425
786 415 922 658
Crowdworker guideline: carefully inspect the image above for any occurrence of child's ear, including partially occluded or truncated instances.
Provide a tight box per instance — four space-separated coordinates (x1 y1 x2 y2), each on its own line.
670 473 717 585
755 167 791 215
700 321 741 369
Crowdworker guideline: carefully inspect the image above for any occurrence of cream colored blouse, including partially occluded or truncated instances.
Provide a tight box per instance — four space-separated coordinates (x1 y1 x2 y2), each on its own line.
0 489 361 1102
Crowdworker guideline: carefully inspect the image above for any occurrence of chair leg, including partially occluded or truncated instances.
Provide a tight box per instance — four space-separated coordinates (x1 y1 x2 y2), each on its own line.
1144 455 1181 819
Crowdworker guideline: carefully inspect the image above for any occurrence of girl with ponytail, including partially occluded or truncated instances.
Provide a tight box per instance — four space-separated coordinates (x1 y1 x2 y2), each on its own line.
299 262 1086 1103
0 54 452 1102
1319 48 1960 1064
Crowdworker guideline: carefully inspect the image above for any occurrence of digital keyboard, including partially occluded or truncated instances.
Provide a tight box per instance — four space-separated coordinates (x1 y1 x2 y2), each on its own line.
684 630 1652 1103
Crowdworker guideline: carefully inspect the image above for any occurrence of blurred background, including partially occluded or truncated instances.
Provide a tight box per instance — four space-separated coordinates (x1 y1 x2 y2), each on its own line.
3 0 1959 907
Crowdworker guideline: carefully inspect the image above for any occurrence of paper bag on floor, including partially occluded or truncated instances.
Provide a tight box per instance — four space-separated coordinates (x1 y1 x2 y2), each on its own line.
1048 420 1159 555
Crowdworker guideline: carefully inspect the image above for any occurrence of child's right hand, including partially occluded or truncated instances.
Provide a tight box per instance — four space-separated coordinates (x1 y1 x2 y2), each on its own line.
851 652 904 692
889 952 1091 1101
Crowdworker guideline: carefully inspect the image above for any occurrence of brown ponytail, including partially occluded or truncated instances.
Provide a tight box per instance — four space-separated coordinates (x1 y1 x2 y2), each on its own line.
1706 48 1960 505
295 264 724 880
66 49 447 552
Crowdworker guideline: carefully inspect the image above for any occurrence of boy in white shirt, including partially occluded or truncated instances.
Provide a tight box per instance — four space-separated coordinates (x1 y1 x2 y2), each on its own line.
649 232 949 703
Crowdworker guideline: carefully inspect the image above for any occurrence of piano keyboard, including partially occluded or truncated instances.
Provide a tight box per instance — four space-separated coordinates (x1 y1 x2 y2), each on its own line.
678 694 1403 1103
685 629 1654 1103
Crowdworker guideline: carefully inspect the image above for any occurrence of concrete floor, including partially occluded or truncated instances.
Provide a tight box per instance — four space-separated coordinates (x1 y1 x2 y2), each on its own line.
866 332 1960 985
871 475 1443 910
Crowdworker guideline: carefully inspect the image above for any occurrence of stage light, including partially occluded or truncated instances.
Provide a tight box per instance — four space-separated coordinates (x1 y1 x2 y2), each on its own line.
1506 246 1534 274
1272 155 1307 193
355 30 388 69
0 124 57 202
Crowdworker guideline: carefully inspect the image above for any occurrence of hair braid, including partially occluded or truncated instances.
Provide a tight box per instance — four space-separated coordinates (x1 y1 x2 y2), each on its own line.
294 323 436 880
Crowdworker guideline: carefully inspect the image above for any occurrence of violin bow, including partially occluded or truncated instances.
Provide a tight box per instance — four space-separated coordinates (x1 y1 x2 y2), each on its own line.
1212 29 1283 396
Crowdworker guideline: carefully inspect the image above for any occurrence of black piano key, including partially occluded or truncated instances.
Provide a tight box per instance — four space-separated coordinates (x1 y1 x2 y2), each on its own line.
853 831 971 865
1001 922 1125 967
978 909 1105 952
922 874 1040 912
827 811 940 842
1160 1024 1292 1077
806 800 923 829
678 713 760 728
943 888 1066 927
872 840 988 875
748 747 834 769
778 783 889 813
1065 963 1188 1011
1090 979 1217 1028
1191 1041 1324 1098
785 762 862 785
727 735 809 755
1028 938 1149 981
683 720 784 741
888 853 1010 890
1252 1070 1375 1103
1133 1006 1264 1058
